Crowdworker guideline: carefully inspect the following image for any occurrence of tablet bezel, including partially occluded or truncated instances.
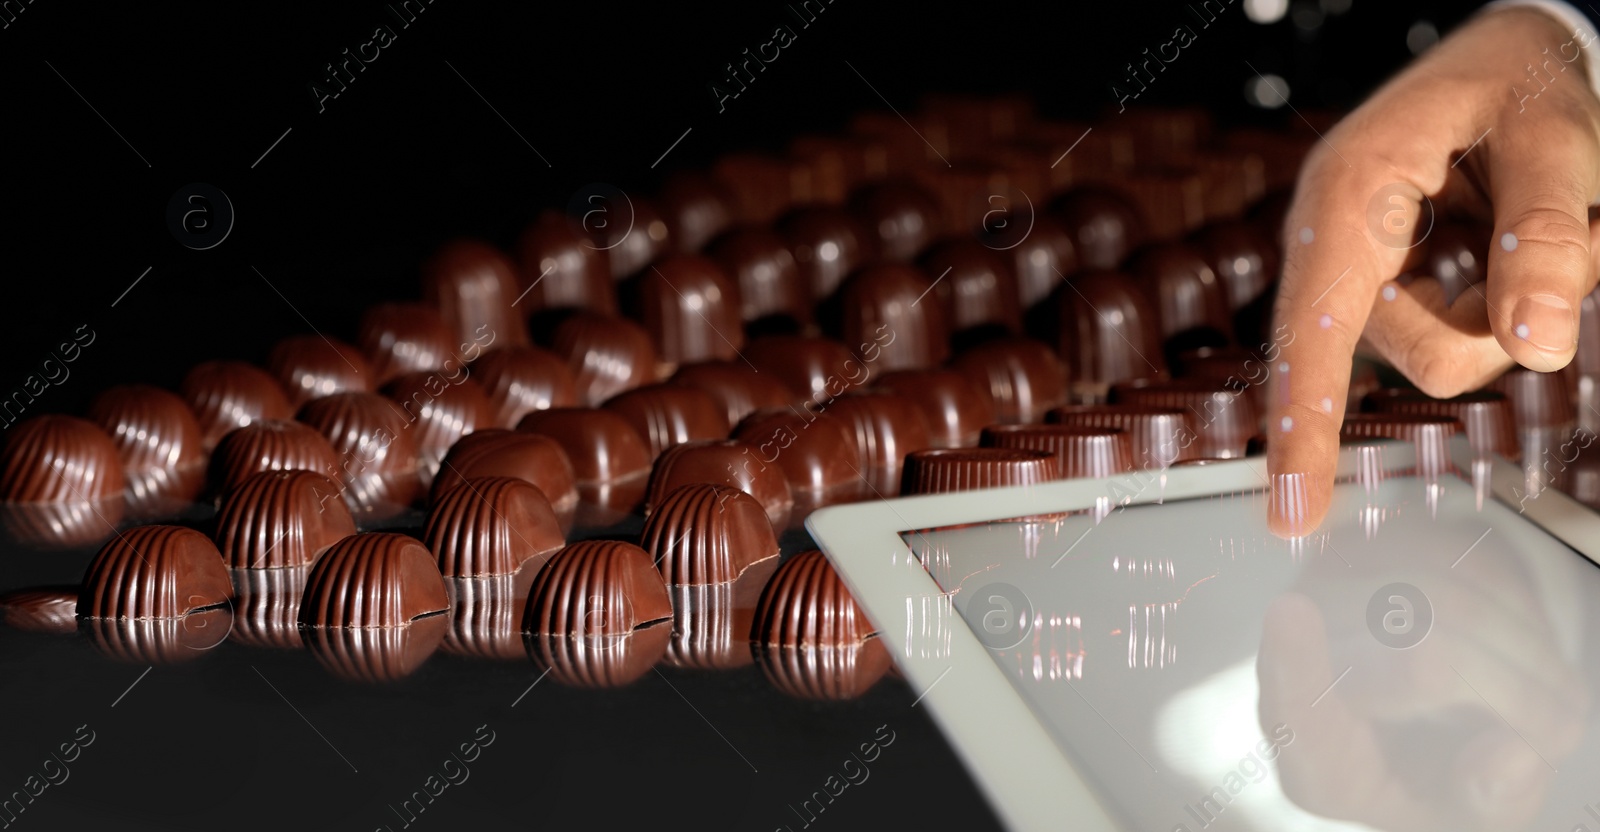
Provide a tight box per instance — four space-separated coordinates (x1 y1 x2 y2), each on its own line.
804 438 1600 832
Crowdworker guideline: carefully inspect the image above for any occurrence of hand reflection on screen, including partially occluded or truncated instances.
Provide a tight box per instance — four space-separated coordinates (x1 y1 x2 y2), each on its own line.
1255 524 1590 831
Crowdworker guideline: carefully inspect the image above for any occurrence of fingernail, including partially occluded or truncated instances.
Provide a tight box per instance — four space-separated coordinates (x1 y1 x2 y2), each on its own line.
1269 472 1310 538
1512 294 1575 352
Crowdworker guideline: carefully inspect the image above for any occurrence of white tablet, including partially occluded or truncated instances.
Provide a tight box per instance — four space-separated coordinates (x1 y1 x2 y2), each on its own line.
806 439 1600 832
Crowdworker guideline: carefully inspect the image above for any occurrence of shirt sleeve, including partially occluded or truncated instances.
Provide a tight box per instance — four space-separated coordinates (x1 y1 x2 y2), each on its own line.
1486 0 1600 92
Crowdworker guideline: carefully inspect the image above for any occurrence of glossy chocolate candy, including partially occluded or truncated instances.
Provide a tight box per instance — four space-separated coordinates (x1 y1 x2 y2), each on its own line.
590 195 670 281
979 424 1134 478
1047 405 1200 469
752 550 888 700
549 311 659 406
874 369 997 448
357 302 459 386
666 558 777 670
850 180 943 263
0 586 80 635
441 563 538 661
214 469 356 569
209 419 340 497
1127 242 1232 347
1340 413 1461 481
1109 380 1258 459
1406 222 1490 306
470 346 579 429
523 540 673 638
514 210 616 316
949 336 1069 425
630 254 745 371
180 360 293 453
526 620 671 689
424 476 564 578
707 226 810 332
658 172 736 254
1011 215 1079 312
1111 170 1206 242
602 383 730 460
641 483 779 585
230 565 311 649
823 391 933 497
900 448 1059 495
428 430 578 522
296 392 422 522
1057 270 1168 392
299 532 450 628
1051 187 1146 270
732 409 864 513
744 335 864 408
87 384 207 517
669 361 792 427
266 334 374 408
515 407 652 522
830 264 950 371
644 439 794 529
919 238 1023 340
788 134 890 205
1191 220 1279 313
779 206 870 301
712 153 815 225
1363 389 1517 461
78 525 233 619
421 239 531 349
0 415 125 504
382 371 493 491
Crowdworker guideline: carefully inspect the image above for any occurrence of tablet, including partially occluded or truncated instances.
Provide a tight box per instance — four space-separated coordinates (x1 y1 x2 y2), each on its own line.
806 439 1600 832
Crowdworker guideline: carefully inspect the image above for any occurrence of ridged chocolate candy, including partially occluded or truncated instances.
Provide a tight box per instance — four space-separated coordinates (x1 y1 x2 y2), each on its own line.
980 424 1134 479
0 415 125 504
901 448 1059 495
1127 242 1232 343
1047 405 1200 469
1363 389 1518 460
304 615 449 682
1012 216 1079 311
180 361 293 452
515 407 651 522
1192 220 1278 311
642 483 780 585
84 608 234 665
732 409 864 513
745 335 864 408
87 384 207 515
299 533 450 628
471 346 579 429
644 439 794 529
523 540 673 638
550 312 659 406
230 566 309 649
1340 413 1461 481
658 172 735 254
214 470 356 569
1109 380 1258 459
666 557 777 670
382 371 492 490
209 419 340 497
823 391 934 497
357 302 458 385
428 430 578 520
0 586 80 635
875 369 997 448
424 476 564 578
756 632 891 701
712 153 814 225
919 238 1023 338
754 549 874 647
442 567 535 661
78 525 233 619
593 195 670 280
296 392 422 521
1490 368 1575 431
267 334 374 408
421 239 531 349
1058 271 1168 390
602 384 730 460
1051 187 1145 270
949 337 1070 424
514 211 616 316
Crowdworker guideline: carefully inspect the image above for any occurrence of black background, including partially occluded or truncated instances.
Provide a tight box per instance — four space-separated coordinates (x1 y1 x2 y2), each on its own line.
0 1 1486 830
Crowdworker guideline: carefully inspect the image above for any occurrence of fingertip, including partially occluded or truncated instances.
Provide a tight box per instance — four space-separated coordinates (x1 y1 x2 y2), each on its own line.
1505 292 1579 370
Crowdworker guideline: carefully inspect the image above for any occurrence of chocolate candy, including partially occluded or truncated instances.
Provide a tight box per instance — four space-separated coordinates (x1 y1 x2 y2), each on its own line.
644 439 794 529
1057 271 1168 390
550 311 659 406
602 383 730 460
1363 389 1517 460
525 621 670 689
78 525 233 619
180 360 293 452
0 415 125 504
788 135 890 205
665 559 777 670
900 448 1059 495
641 483 780 585
304 614 449 682
357 302 459 385
209 419 340 497
756 632 891 701
523 540 673 637
1340 413 1461 481
1127 242 1232 345
299 532 450 627
669 361 793 427
779 206 870 300
658 172 736 254
1191 220 1278 312
1047 405 1200 469
470 346 579 429
745 335 864 408
296 392 422 521
915 161 1014 236
949 336 1069 424
980 424 1134 478
230 565 310 649
1490 368 1575 431
732 409 864 513
1113 170 1206 240
850 180 943 263
267 334 374 408
442 566 536 660
752 550 887 700
874 369 997 448
87 384 207 516
707 226 809 330
1051 187 1145 270
214 469 356 569
429 430 578 521
823 391 934 497
0 586 80 635
919 238 1023 338
514 211 616 316
594 195 670 280
1011 216 1079 311
84 608 234 664
382 371 493 490
1109 380 1258 459
831 264 950 371
712 153 815 225
424 476 564 578
1410 222 1489 306
515 407 652 521
421 239 531 349
631 254 745 370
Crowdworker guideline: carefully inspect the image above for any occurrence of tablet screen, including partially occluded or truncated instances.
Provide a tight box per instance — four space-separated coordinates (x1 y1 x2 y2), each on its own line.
900 474 1600 831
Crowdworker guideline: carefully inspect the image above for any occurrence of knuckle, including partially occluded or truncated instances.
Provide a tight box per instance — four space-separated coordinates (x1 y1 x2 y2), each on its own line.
1407 338 1478 398
1503 206 1591 257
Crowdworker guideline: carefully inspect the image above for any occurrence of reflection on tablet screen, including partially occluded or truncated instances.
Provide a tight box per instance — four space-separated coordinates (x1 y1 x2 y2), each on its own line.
900 474 1600 832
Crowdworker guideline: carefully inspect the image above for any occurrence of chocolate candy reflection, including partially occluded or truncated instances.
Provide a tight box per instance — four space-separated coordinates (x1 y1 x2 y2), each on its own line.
209 419 340 497
1047 405 1200 469
1051 187 1145 270
514 211 616 316
470 346 579 429
874 369 997 449
382 371 493 491
949 337 1070 425
900 448 1059 495
87 384 207 517
602 384 730 461
299 533 450 628
980 425 1135 479
230 566 309 649
0 415 125 504
850 181 943 263
1363 389 1517 461
84 608 235 665
630 255 745 371
525 622 671 689
515 407 652 522
642 483 779 585
1057 271 1168 390
422 240 531 349
1490 367 1575 431
744 335 864 408
78 525 233 619
665 558 778 670
831 264 950 371
0 501 119 550
1109 380 1258 459
549 312 659 406
823 391 933 497
429 430 578 522
658 172 735 254
757 636 892 701
1340 413 1461 482
180 360 293 453
670 361 793 427
0 586 79 635
304 615 450 683
425 476 564 578
778 206 869 300
442 562 538 661
215 470 356 569
267 334 374 408
732 409 864 514
645 439 794 529
753 550 887 701
708 227 809 331
357 303 458 386
296 392 422 522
